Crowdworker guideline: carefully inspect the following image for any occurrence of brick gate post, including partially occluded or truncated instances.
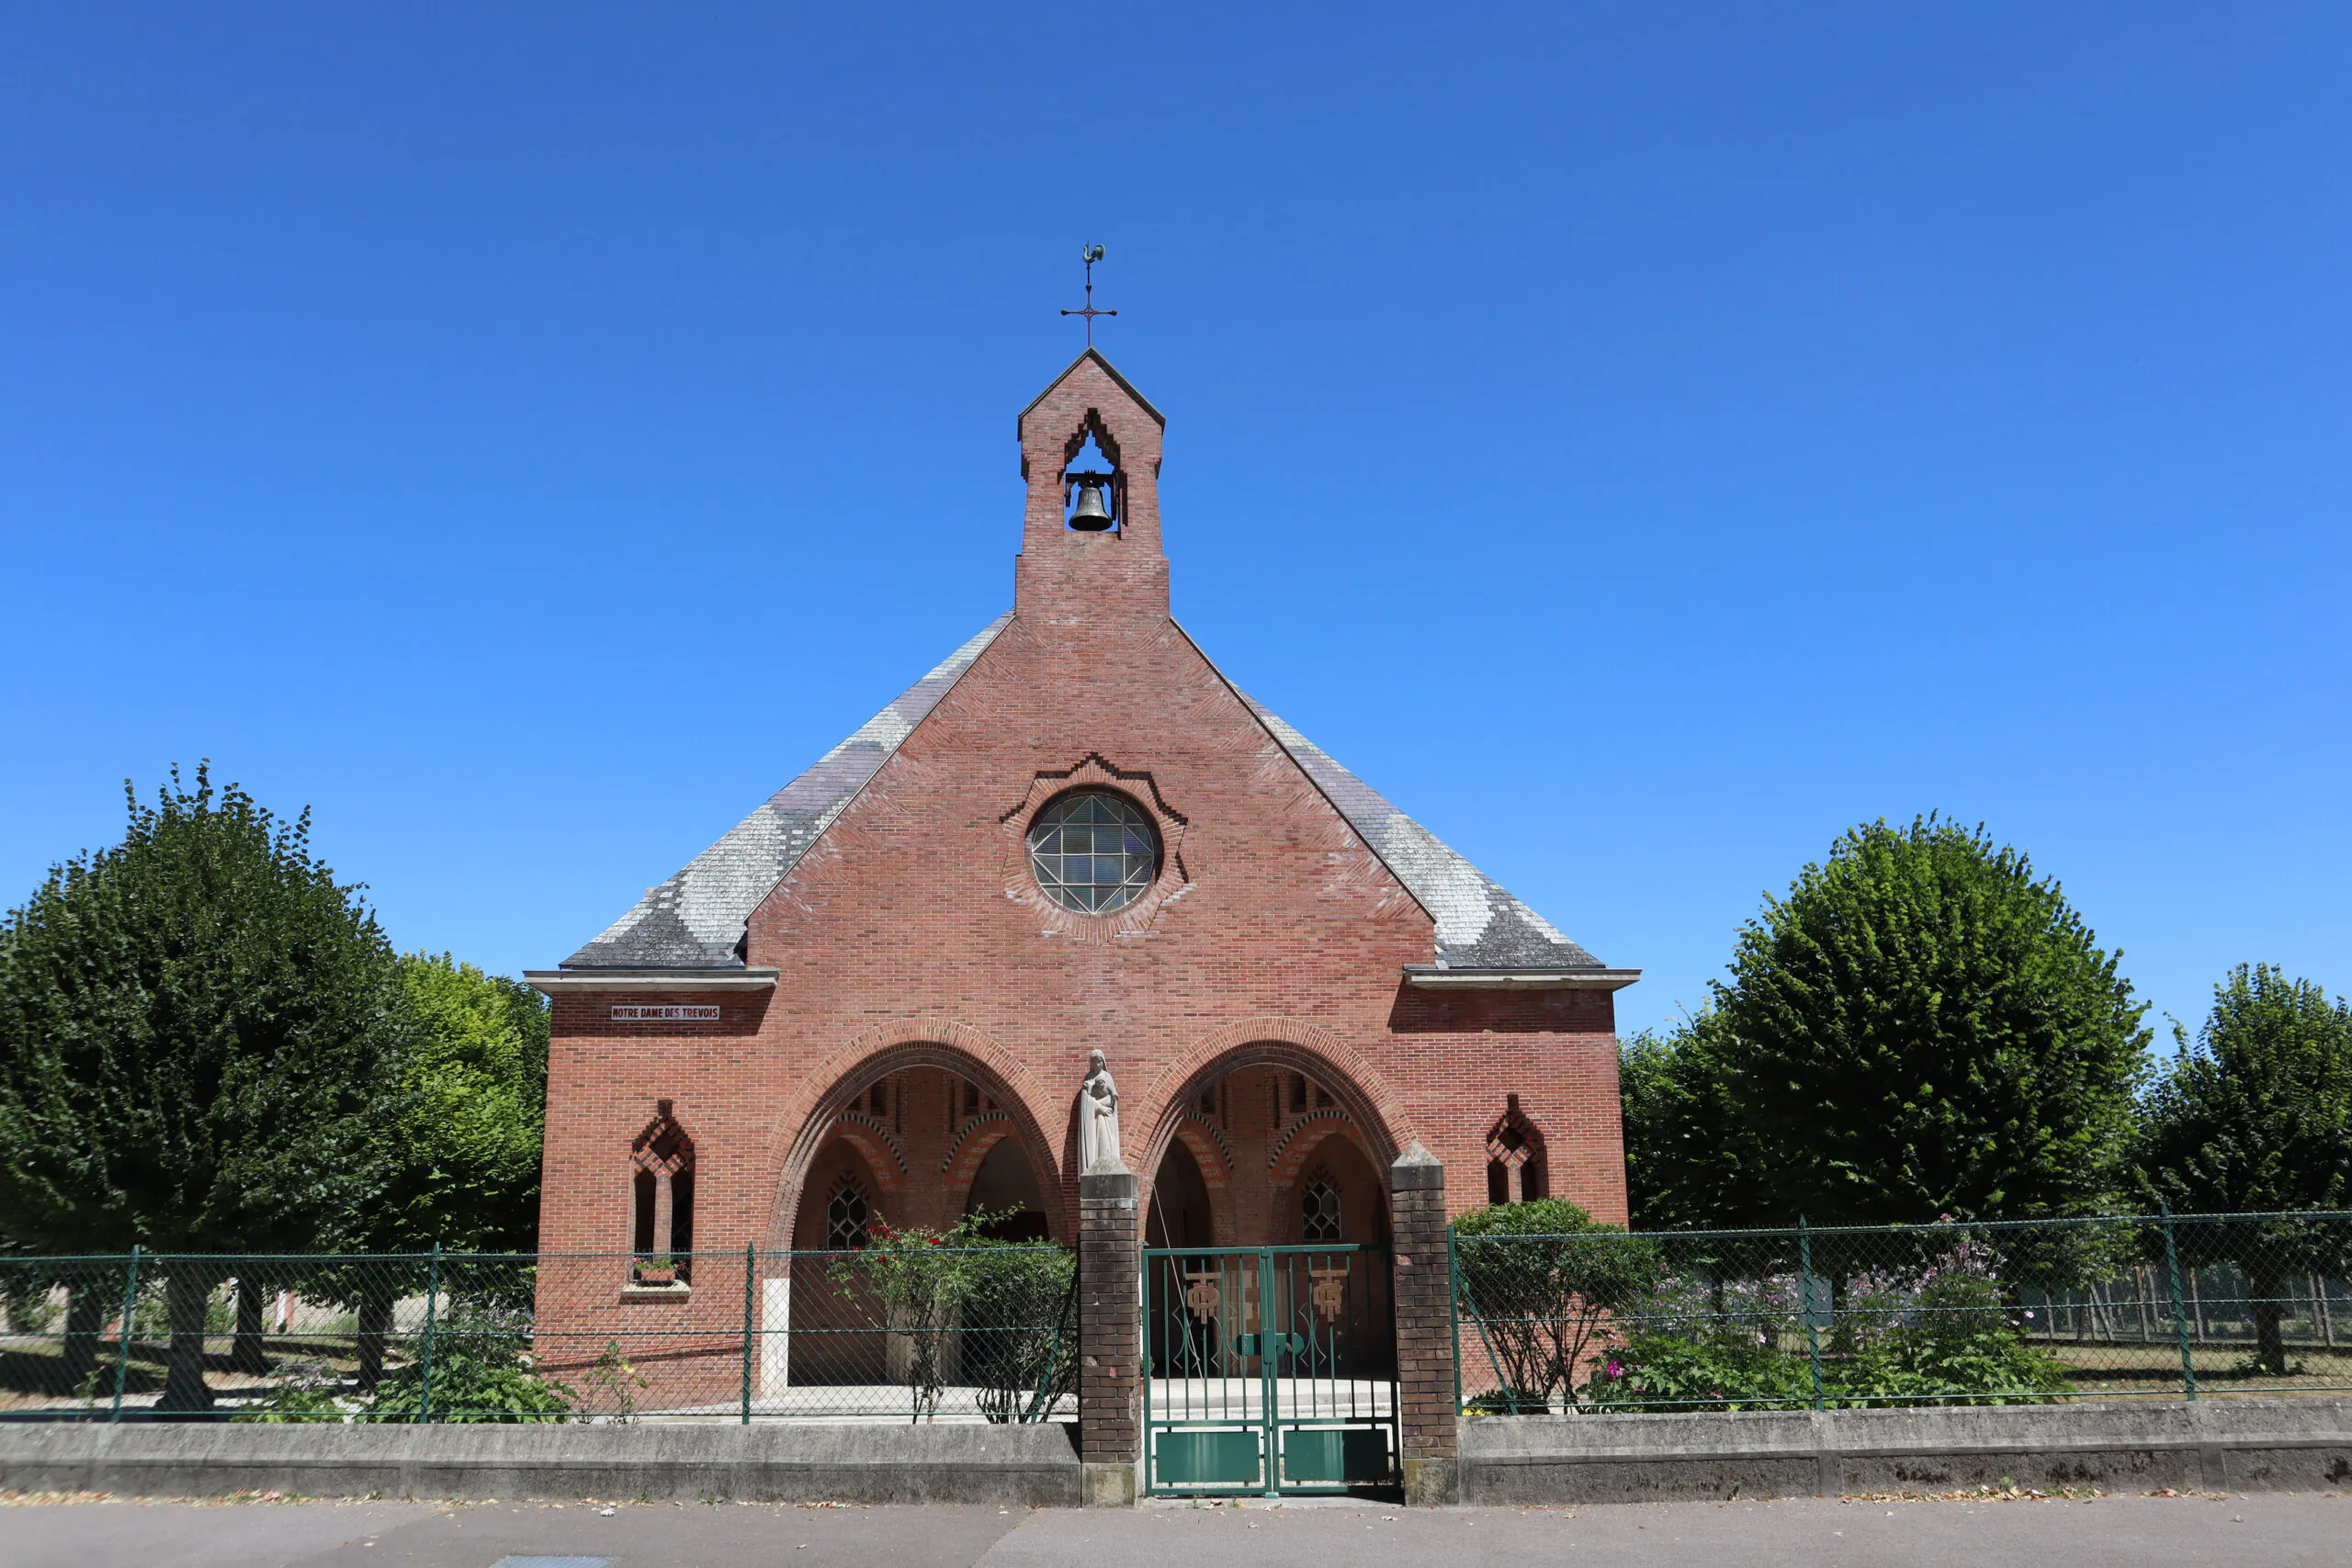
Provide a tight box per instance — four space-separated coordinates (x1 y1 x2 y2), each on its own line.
1390 1144 1460 1505
1078 1160 1142 1506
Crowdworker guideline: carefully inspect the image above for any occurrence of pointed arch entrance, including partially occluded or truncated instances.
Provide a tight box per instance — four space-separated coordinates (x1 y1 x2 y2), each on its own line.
1136 1036 1402 1495
757 1033 1065 1402
768 1031 1064 1247
1137 1035 1405 1256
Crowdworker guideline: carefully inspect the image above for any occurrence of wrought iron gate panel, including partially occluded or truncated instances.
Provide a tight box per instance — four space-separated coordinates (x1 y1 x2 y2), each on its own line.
1142 1245 1398 1495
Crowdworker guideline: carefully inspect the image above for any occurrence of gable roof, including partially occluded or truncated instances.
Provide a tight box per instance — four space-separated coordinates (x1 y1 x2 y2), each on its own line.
561 615 1012 969
561 612 1605 974
1229 692 1605 971
1019 347 1165 430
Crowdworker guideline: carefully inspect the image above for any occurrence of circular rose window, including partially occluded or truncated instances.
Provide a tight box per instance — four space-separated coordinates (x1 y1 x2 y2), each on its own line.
1026 790 1162 913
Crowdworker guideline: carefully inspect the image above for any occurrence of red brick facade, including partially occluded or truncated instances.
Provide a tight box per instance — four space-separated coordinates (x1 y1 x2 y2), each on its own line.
531 353 1627 1425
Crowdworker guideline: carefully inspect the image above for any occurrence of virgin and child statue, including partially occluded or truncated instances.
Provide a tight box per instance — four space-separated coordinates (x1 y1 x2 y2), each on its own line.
1078 1048 1123 1173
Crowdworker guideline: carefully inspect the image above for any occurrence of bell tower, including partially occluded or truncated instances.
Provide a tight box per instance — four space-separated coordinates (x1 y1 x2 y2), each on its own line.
1015 348 1169 622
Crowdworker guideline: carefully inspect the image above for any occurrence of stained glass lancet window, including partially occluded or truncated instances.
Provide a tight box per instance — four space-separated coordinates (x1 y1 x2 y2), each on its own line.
1027 790 1161 913
1301 1170 1342 1243
826 1176 870 1250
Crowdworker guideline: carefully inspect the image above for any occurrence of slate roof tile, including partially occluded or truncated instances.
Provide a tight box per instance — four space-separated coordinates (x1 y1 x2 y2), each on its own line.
561 613 1603 973
561 615 1012 969
1234 694 1604 970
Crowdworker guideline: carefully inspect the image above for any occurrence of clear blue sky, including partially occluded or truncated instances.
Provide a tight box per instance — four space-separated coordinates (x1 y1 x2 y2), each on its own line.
4 6 2346 1043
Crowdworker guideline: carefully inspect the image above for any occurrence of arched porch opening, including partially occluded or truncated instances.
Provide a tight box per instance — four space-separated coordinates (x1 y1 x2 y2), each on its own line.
1137 1041 1406 1251
760 1041 1066 1404
1144 1135 1216 1249
770 1042 1065 1248
1139 1055 1403 1395
780 1140 891 1388
962 1134 1051 1241
1276 1129 1390 1248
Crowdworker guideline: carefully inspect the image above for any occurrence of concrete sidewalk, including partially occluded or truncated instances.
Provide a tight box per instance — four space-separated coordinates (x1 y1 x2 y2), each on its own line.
4 1492 2349 1568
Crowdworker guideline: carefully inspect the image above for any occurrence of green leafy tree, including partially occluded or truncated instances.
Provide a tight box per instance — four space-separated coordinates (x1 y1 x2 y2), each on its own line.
1710 816 2147 1224
2136 964 2352 1375
319 954 547 1389
1619 1013 1763 1230
0 765 409 1412
357 953 547 1252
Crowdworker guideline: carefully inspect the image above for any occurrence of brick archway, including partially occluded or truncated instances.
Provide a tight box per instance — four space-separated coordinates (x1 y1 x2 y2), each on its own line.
822 1115 909 1196
764 1020 1067 1247
1267 1108 1378 1189
1135 1020 1418 1196
1137 1114 1238 1248
940 1116 1016 1212
1168 1114 1236 1188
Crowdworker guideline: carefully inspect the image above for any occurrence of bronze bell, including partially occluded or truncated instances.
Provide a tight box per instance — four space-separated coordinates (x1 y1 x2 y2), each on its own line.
1067 475 1114 531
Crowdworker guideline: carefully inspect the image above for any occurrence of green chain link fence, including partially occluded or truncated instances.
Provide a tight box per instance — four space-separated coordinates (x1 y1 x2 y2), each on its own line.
0 1246 1075 1424
1452 1210 2352 1415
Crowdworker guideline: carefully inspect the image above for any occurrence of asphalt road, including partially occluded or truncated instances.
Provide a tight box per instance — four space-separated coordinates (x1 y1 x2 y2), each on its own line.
3 1492 2347 1568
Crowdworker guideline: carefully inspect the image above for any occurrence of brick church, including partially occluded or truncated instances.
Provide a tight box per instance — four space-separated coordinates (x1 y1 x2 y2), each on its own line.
527 348 1632 1489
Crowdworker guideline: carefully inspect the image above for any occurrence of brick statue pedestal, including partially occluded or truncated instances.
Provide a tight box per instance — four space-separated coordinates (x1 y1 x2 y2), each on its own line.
1078 1163 1141 1506
1391 1145 1460 1505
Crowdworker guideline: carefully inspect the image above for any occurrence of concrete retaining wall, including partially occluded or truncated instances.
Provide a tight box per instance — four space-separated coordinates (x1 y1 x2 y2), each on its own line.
1463 1400 2352 1504
0 1421 1081 1506
14 1404 2349 1507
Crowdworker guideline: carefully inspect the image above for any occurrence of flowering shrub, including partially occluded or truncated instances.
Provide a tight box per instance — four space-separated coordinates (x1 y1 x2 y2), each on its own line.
1832 1269 2071 1406
1582 1330 1815 1411
1564 1230 2069 1411
1632 1267 1807 1346
1453 1200 1665 1412
1836 1230 2011 1350
827 1210 1074 1423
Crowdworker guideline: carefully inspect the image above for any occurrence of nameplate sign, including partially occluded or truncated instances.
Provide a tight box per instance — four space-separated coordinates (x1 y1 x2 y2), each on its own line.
611 1004 722 1021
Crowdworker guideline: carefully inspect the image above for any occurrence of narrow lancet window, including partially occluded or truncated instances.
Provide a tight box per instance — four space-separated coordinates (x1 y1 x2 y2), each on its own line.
1301 1169 1343 1243
631 1100 696 1285
825 1175 871 1250
1485 1094 1547 1205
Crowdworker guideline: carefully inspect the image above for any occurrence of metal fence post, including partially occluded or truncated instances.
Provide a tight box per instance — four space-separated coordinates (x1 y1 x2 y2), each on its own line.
420 1243 441 1424
1798 1217 1824 1410
110 1246 141 1422
2159 1201 2196 1401
741 1242 755 1426
1446 1224 1464 1416
1257 1247 1276 1496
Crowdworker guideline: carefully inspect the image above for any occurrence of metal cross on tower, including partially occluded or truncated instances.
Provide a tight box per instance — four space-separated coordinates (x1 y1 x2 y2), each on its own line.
1060 243 1117 345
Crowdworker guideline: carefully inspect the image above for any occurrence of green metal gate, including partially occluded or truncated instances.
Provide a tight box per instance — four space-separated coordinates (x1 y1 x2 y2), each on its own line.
1142 1245 1398 1495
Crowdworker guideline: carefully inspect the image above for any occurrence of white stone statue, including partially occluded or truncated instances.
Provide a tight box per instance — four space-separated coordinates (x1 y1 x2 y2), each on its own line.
1079 1049 1123 1173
